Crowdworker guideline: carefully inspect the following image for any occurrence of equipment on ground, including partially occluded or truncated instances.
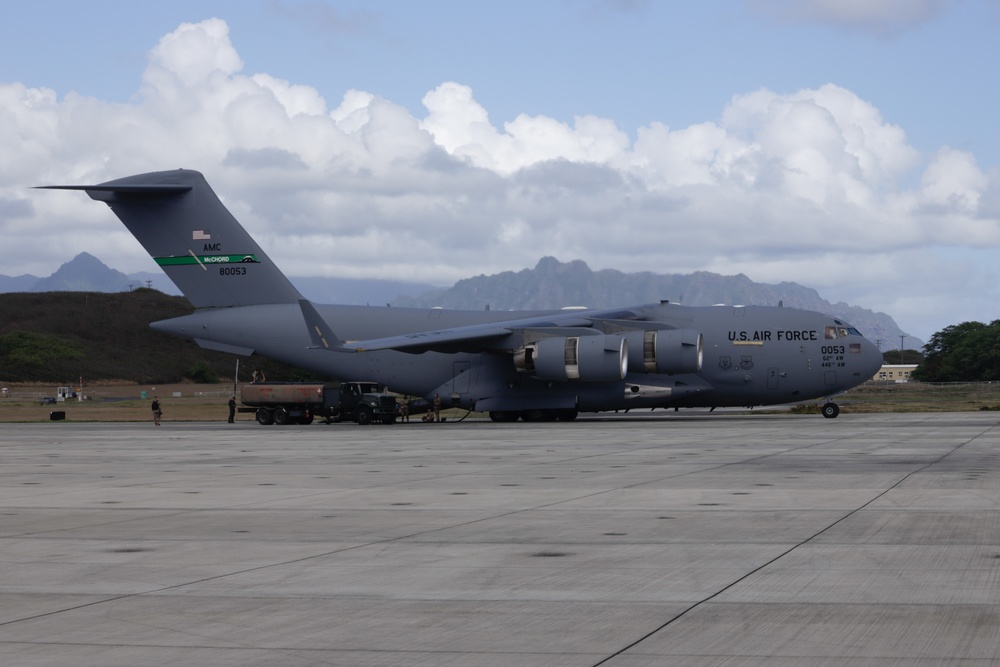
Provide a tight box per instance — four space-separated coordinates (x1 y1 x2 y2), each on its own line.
240 381 398 425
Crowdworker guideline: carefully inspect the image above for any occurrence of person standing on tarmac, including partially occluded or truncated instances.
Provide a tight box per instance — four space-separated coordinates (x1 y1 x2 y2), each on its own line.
433 393 441 423
151 396 162 426
228 395 236 423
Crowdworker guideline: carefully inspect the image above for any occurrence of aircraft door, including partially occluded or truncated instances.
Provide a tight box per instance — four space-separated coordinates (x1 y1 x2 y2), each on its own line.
452 361 472 394
767 367 779 389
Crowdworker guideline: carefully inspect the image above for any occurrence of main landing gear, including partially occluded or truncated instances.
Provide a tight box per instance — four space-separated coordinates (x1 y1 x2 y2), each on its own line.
489 409 579 422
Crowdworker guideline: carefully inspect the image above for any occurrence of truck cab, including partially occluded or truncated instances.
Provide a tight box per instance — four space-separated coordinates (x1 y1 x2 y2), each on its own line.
336 381 398 424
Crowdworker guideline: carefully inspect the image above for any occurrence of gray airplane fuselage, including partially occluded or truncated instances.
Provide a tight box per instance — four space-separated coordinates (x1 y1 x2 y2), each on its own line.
153 299 880 413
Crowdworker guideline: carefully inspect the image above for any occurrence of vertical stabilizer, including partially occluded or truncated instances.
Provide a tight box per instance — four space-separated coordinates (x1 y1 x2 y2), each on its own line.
40 169 302 308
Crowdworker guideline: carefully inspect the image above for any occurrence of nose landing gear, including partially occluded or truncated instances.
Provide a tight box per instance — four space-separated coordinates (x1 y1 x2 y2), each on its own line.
821 402 840 419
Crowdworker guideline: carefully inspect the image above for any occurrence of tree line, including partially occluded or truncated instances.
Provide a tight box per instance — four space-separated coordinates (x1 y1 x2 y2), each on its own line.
911 320 1000 383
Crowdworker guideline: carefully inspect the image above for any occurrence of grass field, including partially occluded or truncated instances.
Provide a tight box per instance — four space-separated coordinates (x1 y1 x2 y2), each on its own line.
827 381 1000 413
0 383 239 423
3 381 1000 423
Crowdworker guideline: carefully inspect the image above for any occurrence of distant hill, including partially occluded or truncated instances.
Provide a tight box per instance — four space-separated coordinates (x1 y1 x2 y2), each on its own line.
0 253 177 294
392 257 922 349
0 273 39 292
1 253 921 352
30 252 133 292
292 276 440 305
0 290 306 384
0 253 437 304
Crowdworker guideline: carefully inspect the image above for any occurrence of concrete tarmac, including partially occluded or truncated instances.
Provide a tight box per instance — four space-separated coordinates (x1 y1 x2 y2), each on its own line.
1 412 999 666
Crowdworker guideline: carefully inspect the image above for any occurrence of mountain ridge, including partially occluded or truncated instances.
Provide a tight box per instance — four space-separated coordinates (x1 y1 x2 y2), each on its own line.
393 256 922 349
1 253 921 349
0 253 437 306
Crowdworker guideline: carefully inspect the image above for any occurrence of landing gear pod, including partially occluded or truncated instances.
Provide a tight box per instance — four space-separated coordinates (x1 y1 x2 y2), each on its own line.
625 329 703 374
526 335 629 382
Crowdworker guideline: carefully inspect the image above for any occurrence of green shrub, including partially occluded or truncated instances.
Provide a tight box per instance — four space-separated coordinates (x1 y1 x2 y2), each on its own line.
0 331 84 366
184 361 219 384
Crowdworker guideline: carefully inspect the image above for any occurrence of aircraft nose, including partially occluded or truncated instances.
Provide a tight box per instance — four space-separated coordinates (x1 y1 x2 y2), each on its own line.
860 339 883 380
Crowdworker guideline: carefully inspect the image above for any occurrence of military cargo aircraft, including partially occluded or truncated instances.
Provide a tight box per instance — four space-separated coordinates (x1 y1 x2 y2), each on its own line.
42 170 883 421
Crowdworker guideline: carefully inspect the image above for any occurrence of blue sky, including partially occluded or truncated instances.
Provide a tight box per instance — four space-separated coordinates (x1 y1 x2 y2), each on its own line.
5 1 998 159
1 0 999 343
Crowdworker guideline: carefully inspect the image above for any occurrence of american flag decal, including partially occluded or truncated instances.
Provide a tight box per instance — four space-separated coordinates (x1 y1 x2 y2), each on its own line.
193 230 211 240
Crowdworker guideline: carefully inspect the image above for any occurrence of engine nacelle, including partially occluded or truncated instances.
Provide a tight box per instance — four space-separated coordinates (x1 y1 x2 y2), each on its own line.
625 329 703 375
520 335 629 382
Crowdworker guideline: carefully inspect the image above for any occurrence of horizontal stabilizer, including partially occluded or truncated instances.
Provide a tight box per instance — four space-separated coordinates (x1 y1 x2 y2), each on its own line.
194 338 255 357
37 184 192 196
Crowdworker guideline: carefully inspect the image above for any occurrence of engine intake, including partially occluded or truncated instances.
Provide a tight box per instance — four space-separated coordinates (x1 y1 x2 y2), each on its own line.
625 329 703 374
517 335 629 382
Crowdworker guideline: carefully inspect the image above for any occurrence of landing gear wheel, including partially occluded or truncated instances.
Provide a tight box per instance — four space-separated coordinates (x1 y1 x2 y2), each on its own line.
489 411 519 422
555 409 579 421
821 403 840 419
522 409 557 422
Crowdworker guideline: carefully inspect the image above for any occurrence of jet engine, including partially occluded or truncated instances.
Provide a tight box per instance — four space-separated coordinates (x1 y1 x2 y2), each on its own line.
515 335 628 382
624 329 703 374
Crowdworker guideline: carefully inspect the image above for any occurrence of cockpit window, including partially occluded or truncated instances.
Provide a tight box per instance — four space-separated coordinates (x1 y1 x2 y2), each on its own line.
825 325 863 339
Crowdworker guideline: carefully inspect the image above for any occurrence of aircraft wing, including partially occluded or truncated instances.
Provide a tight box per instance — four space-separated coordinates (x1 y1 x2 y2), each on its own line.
300 300 643 354
300 299 516 353
341 326 517 352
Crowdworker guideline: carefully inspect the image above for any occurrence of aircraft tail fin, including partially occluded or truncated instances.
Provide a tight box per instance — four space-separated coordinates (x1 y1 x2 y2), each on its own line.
39 169 303 308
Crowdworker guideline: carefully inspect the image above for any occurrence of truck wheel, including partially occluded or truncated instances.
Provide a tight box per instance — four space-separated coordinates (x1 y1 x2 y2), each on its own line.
299 414 315 425
273 407 290 425
355 406 373 425
256 408 274 426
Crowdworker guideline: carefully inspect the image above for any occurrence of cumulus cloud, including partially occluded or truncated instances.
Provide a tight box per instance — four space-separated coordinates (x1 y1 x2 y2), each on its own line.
2 18 998 339
747 0 959 36
147 18 243 87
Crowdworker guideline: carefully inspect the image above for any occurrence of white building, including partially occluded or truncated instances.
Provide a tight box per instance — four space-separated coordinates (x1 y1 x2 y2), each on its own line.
873 364 918 382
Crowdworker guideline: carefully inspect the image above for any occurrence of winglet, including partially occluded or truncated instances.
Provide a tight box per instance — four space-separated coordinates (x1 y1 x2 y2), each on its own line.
299 299 346 351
